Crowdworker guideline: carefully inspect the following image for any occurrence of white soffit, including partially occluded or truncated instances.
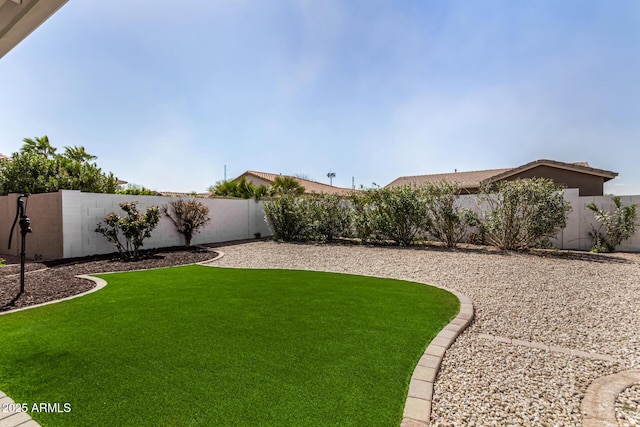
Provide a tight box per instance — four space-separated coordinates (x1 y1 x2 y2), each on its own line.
0 0 68 59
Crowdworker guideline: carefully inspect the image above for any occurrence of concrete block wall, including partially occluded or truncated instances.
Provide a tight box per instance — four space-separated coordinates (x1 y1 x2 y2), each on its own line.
458 189 640 251
1 188 638 260
60 190 272 259
567 192 640 252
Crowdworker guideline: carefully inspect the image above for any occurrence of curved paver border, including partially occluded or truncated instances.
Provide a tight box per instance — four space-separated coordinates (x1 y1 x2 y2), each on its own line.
581 369 640 427
400 288 474 426
0 276 109 318
0 249 223 317
0 250 224 427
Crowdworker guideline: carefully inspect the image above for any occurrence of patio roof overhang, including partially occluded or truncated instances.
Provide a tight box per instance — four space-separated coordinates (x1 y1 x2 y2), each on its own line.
0 0 68 59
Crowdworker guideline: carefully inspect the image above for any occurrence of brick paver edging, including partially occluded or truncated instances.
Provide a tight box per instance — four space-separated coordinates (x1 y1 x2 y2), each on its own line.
581 369 640 427
400 288 474 427
0 249 224 318
0 250 224 427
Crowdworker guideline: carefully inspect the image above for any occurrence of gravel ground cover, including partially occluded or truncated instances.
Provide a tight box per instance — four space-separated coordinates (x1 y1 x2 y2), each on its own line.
617 385 640 426
2 240 638 425
211 241 640 426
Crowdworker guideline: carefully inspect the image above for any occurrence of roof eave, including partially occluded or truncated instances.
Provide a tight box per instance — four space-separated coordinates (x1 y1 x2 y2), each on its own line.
485 159 618 183
0 0 69 59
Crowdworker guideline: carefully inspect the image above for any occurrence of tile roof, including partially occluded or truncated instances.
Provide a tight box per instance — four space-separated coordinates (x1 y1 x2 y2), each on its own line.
386 159 618 190
239 170 357 196
386 168 511 190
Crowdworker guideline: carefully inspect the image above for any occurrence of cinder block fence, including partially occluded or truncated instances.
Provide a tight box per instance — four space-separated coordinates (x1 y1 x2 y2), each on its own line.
458 188 640 252
554 189 640 252
0 189 638 261
0 190 272 261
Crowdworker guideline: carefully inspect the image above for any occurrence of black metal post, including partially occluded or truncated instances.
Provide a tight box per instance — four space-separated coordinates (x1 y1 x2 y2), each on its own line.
18 198 32 295
7 194 31 302
19 221 28 293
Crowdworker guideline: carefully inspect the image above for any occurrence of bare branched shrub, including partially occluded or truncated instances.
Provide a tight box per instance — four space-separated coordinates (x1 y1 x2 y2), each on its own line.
163 198 211 247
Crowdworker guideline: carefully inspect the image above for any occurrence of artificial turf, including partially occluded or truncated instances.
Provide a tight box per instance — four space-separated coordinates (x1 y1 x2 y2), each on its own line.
0 265 459 426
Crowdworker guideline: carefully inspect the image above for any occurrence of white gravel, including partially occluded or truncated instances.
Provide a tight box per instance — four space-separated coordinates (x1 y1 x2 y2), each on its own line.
211 241 640 426
617 384 640 427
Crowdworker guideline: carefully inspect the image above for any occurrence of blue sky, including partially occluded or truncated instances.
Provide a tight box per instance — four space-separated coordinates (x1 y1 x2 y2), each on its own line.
1 1 639 194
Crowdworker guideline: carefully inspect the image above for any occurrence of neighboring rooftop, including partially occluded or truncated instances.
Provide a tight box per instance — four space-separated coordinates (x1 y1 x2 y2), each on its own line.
237 170 357 196
387 168 511 190
485 159 617 183
386 159 618 196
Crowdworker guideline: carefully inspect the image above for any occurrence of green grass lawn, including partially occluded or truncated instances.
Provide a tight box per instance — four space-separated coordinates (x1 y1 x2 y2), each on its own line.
0 265 458 426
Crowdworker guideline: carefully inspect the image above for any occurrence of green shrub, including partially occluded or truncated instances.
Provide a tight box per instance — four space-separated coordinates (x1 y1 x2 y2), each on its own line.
350 186 429 246
308 194 351 242
116 186 158 196
350 190 377 243
95 202 161 260
587 197 638 252
477 178 571 250
425 181 478 248
264 195 312 241
163 198 211 247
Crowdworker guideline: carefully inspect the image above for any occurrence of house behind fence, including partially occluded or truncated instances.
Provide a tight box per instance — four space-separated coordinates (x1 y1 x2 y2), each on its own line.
0 190 272 261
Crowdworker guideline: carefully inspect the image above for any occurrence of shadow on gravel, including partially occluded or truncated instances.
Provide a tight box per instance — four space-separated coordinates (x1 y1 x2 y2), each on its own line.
522 250 634 264
263 239 636 265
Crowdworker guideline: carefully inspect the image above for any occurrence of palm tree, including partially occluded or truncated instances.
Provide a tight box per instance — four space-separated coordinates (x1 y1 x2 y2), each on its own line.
272 176 305 196
63 145 97 162
22 136 56 158
210 177 267 199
